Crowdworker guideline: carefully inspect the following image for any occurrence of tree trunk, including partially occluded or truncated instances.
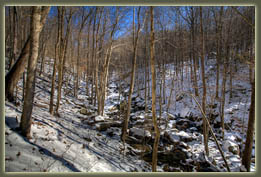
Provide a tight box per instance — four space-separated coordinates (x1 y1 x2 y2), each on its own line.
56 8 73 115
5 7 50 102
150 6 160 172
39 42 47 76
215 7 223 99
91 8 97 105
200 7 209 156
191 7 199 97
121 7 142 144
49 7 61 115
20 6 48 138
9 7 18 70
242 80 255 171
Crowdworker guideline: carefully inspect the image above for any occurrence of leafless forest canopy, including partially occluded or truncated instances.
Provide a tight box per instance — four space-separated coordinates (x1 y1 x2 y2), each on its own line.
5 6 255 172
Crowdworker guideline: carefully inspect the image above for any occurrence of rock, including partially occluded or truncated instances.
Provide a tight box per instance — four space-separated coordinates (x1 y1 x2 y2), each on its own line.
80 108 93 115
107 127 120 137
223 140 239 155
240 165 247 172
129 128 151 140
163 164 182 172
180 107 191 117
196 161 219 172
83 119 95 125
179 142 189 150
176 119 190 130
83 137 92 142
119 101 127 111
167 113 175 120
208 103 218 109
94 115 106 122
198 166 219 172
125 136 143 145
131 144 152 154
163 164 170 172
95 122 111 131
172 149 187 162
110 121 122 128
164 130 180 144
107 130 114 137
108 105 118 112
176 131 194 142
143 149 187 165
176 93 184 101
189 127 198 132
133 119 145 126
213 121 221 128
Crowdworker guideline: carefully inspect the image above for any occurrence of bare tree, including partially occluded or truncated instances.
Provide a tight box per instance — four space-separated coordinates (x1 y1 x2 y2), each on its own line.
150 6 160 172
20 6 50 138
49 7 62 115
121 7 143 145
55 7 74 115
242 79 255 171
5 7 50 102
200 7 209 156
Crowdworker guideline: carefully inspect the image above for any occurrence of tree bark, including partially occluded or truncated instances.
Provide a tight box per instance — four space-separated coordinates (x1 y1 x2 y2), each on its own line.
55 7 73 115
200 7 209 156
242 80 255 171
191 7 199 97
9 7 18 70
121 7 141 143
20 6 48 138
5 6 50 102
150 6 160 172
215 7 223 99
49 7 61 115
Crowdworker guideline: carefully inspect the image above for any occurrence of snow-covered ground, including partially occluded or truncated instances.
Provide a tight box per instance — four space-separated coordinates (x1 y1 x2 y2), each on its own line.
5 57 255 172
5 71 151 172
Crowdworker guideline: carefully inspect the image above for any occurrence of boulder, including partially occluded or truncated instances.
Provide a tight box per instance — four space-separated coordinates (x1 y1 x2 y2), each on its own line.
176 93 184 101
164 131 180 144
167 113 176 120
196 161 219 172
129 128 151 140
163 164 182 172
131 144 152 154
223 140 239 155
176 119 190 130
176 131 195 142
180 107 191 118
143 149 187 165
80 108 93 116
83 119 95 125
94 115 105 122
95 122 111 131
110 121 122 128
125 135 143 144
119 101 127 111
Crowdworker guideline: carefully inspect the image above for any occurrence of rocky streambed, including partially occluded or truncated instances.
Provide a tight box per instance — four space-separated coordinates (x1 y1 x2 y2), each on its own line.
75 85 246 172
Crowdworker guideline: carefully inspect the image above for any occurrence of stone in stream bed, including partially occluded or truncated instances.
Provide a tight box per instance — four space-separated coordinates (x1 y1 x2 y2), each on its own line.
163 130 180 145
129 127 151 140
163 130 195 144
223 139 240 155
95 122 111 131
130 144 152 154
143 149 188 165
79 108 93 116
196 161 219 172
125 136 143 145
163 164 182 172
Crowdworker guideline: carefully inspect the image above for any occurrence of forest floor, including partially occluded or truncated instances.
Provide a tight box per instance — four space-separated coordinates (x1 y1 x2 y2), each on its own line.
5 59 255 172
